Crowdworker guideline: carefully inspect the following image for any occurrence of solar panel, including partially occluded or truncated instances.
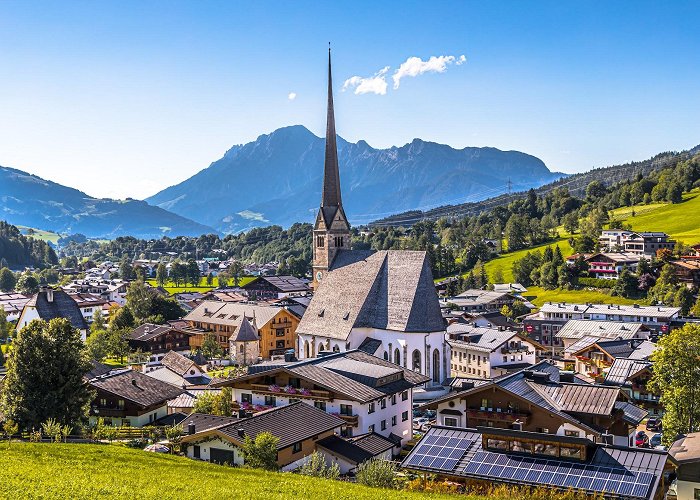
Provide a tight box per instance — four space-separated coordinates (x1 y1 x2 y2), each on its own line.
462 451 655 499
406 435 472 472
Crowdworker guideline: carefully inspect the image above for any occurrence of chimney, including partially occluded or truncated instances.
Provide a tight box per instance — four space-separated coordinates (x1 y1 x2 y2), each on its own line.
523 370 534 380
512 420 523 431
238 409 247 419
47 288 54 303
601 433 614 446
131 379 138 388
188 422 196 435
237 428 245 438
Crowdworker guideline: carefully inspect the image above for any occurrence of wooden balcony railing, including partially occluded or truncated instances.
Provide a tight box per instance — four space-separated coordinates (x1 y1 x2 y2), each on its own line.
336 414 359 426
466 408 530 424
250 384 331 400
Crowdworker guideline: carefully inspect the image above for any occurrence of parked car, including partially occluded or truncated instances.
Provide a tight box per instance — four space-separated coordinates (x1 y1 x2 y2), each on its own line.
650 433 664 449
635 431 649 448
646 418 662 432
413 417 429 429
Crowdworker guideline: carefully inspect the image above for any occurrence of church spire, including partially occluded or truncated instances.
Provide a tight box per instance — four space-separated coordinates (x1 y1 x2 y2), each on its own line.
322 45 342 208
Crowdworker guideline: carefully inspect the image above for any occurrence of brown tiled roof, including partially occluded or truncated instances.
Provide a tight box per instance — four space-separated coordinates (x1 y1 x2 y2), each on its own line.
89 370 184 408
161 351 197 377
297 250 445 340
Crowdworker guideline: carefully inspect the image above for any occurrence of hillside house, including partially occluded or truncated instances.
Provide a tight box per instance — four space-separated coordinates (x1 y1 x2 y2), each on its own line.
443 289 519 314
584 252 641 279
568 338 655 379
242 275 310 300
0 292 30 322
17 288 88 341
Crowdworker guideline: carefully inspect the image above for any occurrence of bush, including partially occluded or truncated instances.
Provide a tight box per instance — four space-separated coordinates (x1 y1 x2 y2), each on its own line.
578 277 614 289
356 459 397 489
298 451 340 479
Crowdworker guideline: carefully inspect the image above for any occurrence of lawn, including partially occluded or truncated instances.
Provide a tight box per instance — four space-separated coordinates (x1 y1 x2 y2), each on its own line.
483 238 574 283
15 226 61 244
146 276 256 295
610 188 700 245
523 286 641 308
0 443 469 500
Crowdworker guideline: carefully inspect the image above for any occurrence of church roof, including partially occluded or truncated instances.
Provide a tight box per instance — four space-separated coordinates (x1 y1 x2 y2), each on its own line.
298 249 445 340
231 317 259 342
321 47 342 215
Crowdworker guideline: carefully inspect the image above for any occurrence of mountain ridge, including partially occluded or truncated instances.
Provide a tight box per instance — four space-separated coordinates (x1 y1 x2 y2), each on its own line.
146 125 563 232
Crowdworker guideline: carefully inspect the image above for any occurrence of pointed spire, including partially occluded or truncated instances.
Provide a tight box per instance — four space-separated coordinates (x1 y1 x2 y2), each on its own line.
322 44 342 209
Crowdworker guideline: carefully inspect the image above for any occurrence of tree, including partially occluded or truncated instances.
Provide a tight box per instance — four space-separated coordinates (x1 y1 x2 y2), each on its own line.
242 431 279 470
504 215 529 251
355 458 397 488
201 334 224 359
90 309 106 335
3 419 18 445
110 306 135 330
0 307 11 340
206 272 214 286
611 266 638 298
217 271 230 288
491 267 504 284
192 387 234 416
155 263 168 287
107 328 131 363
186 259 201 287
649 324 700 446
16 273 39 295
0 318 93 431
298 451 340 479
500 305 514 320
125 280 154 322
0 268 16 292
562 211 579 234
585 180 607 201
691 296 700 318
229 261 245 287
165 424 183 454
85 329 110 362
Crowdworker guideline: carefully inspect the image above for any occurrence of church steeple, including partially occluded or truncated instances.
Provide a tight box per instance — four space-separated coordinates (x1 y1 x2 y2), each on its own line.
312 46 351 289
322 46 342 209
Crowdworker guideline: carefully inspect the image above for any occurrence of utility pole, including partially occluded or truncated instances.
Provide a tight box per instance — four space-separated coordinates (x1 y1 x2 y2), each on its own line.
507 178 513 195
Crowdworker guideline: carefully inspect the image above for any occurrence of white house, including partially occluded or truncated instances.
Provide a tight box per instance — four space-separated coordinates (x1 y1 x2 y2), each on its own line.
16 288 88 341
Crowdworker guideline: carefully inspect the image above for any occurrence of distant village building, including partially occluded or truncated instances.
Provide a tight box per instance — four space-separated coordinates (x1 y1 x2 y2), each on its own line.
296 51 449 385
668 259 700 287
599 230 675 257
62 278 128 305
0 292 31 322
242 275 310 300
128 323 197 360
584 252 641 279
443 289 520 314
17 288 88 341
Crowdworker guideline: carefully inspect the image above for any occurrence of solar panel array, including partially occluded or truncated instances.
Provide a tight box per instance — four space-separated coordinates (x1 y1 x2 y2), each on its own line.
464 451 653 499
405 434 472 471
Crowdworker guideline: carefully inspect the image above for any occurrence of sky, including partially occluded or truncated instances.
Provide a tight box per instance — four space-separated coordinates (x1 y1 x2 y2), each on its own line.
0 0 699 200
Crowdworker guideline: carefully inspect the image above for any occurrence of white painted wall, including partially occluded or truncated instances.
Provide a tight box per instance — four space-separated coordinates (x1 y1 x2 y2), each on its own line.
185 437 244 466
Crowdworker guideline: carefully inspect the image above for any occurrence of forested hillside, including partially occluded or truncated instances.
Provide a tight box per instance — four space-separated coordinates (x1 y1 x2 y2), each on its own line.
0 221 58 269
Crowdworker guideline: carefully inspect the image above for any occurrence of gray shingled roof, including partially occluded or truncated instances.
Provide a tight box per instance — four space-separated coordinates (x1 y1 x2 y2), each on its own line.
26 289 87 331
595 339 656 360
615 401 648 425
317 435 374 464
243 275 310 293
89 369 184 408
231 317 259 342
350 432 397 455
297 250 445 340
161 351 197 377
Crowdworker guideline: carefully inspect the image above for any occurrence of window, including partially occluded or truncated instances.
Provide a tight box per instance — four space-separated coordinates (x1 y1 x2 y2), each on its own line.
412 349 421 371
694 488 700 500
485 438 508 451
368 424 375 433
193 445 201 459
316 236 325 248
289 398 300 404
380 399 386 410
402 411 409 422
391 416 397 426
444 417 458 427
401 391 408 401
340 404 353 416
391 394 396 405
264 395 276 407
560 446 582 460
99 398 106 407
368 402 375 414
380 420 387 431
314 401 326 411
292 442 302 454
118 399 125 409
241 393 252 403
564 430 580 438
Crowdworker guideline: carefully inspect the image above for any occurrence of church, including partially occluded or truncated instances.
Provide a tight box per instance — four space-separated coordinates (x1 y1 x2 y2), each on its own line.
296 50 449 385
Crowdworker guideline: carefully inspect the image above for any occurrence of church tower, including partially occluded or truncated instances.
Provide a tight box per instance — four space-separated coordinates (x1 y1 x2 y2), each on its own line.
312 47 351 289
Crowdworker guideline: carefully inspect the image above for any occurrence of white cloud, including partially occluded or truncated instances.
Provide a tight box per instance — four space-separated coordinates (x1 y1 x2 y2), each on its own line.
392 54 466 89
288 92 297 100
342 66 389 95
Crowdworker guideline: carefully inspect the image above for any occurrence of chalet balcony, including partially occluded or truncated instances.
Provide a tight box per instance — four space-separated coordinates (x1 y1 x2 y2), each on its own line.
465 407 530 424
336 414 359 427
501 345 528 354
250 383 331 401
91 407 126 418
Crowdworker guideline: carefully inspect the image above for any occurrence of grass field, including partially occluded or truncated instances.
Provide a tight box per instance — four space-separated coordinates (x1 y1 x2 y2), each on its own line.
0 443 470 500
524 286 641 308
610 188 700 245
146 276 256 295
15 226 61 244
483 238 574 283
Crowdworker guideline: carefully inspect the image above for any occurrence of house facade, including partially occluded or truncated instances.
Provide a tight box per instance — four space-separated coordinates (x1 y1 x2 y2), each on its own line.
584 252 641 279
17 288 89 341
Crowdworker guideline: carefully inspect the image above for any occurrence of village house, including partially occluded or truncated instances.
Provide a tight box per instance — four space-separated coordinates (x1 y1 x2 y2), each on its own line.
213 349 428 445
667 432 700 500
184 301 299 359
442 289 520 314
599 229 675 257
604 358 662 417
668 259 700 287
584 252 641 279
420 361 646 447
180 403 345 470
556 319 650 361
523 303 677 356
315 432 398 474
16 288 88 341
128 323 197 360
447 324 542 379
62 278 129 305
567 338 655 379
167 389 222 415
241 275 310 300
403 425 667 500
68 292 108 324
144 350 211 388
0 292 31 322
87 369 184 427
296 50 450 385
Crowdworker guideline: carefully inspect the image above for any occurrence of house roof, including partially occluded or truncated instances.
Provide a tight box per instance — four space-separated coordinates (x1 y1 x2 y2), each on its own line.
604 358 653 386
449 289 515 306
25 289 88 331
182 403 344 450
669 433 700 465
181 412 241 434
540 303 680 320
556 320 645 340
184 301 282 330
167 389 221 409
88 369 184 408
215 349 429 403
595 339 656 360
447 326 531 353
129 323 195 342
231 317 259 342
535 383 619 415
316 435 374 464
615 401 648 426
161 351 198 377
297 250 445 341
243 275 310 293
357 337 382 355
350 432 397 455
402 426 666 500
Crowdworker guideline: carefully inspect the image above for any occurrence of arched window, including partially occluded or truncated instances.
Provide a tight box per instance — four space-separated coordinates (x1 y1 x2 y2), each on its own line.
332 344 340 353
433 348 441 383
239 344 244 353
393 348 401 365
383 351 388 361
304 340 310 359
319 344 325 352
412 349 422 372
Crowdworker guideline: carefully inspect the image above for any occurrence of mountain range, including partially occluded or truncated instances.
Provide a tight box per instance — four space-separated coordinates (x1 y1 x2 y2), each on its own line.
146 125 563 233
0 166 216 239
0 125 562 238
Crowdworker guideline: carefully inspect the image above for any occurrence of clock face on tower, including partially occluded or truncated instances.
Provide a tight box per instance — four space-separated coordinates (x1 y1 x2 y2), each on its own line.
316 271 323 281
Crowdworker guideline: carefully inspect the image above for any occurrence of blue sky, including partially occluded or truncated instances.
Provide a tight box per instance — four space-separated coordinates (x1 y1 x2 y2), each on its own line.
0 1 699 200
